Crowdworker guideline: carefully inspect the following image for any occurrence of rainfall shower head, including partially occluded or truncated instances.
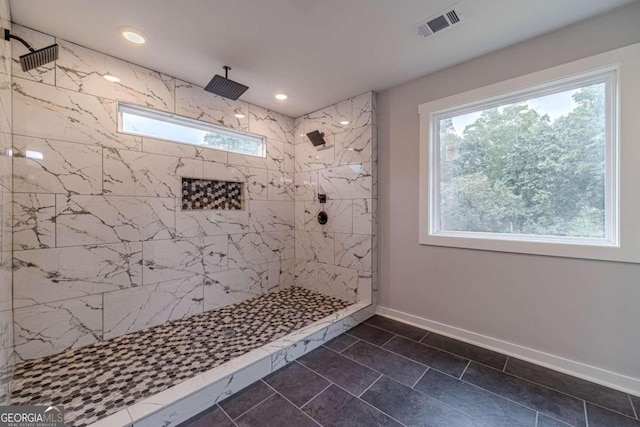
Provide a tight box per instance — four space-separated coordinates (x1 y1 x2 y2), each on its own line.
4 29 59 72
306 130 327 147
204 66 249 100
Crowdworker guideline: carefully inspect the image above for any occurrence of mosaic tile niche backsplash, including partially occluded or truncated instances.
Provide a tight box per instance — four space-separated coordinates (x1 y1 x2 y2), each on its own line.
182 178 243 210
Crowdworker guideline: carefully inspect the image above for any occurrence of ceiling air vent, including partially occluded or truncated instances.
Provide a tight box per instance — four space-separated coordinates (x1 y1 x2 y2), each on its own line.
412 5 463 39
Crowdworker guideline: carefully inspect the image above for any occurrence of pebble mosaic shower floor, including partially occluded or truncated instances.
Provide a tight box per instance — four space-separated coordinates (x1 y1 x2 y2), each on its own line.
9 287 351 427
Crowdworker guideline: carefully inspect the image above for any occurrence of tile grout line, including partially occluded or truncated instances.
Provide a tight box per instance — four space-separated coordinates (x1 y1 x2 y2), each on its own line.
332 338 360 354
535 411 539 427
411 367 430 388
216 403 239 427
630 394 639 419
261 381 322 427
503 356 509 372
226 382 276 421
459 360 472 379
358 373 383 398
299 382 333 410
584 400 589 427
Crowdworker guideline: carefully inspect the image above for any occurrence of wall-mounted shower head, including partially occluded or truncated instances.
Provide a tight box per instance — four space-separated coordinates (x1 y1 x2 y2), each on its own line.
307 130 326 147
4 29 59 72
204 66 249 100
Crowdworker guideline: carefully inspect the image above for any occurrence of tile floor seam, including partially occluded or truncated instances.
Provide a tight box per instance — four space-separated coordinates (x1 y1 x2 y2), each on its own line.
229 384 277 421
535 411 539 427
379 333 398 347
586 401 640 425
358 373 383 398
459 360 472 379
260 382 323 427
411 367 430 389
320 345 392 378
629 394 639 419
503 369 635 420
393 335 481 369
584 400 589 427
359 321 423 342
324 337 360 354
503 356 509 372
339 339 436 375
216 403 239 427
378 339 461 372
298 382 333 410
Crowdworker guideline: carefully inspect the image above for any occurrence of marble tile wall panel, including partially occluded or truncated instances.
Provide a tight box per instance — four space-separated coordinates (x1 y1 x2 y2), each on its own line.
103 149 203 197
295 230 334 264
12 136 103 194
294 171 318 201
176 203 249 238
204 265 268 311
334 233 372 272
0 251 11 312
0 307 11 352
12 78 141 150
56 195 175 246
352 92 376 129
0 72 10 135
0 186 11 251
228 138 285 172
334 125 374 166
284 142 295 173
295 260 319 293
267 170 294 201
303 200 353 234
317 263 358 303
142 137 228 164
300 98 351 139
57 40 175 112
13 242 142 308
0 2 9 77
12 193 55 250
248 105 294 144
13 295 102 361
279 259 295 290
205 163 268 201
175 80 249 131
248 200 294 232
10 25 55 84
103 275 204 340
294 138 335 172
284 229 295 260
353 198 375 235
318 162 373 200
228 231 284 269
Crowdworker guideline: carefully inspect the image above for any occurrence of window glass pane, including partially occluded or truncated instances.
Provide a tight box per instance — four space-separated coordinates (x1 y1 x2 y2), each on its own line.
119 104 265 157
438 82 606 238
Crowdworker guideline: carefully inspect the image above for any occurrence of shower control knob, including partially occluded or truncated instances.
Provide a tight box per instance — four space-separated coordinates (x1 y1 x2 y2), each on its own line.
317 211 328 225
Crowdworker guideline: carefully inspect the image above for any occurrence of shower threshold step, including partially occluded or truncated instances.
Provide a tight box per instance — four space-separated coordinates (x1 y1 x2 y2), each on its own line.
10 287 374 427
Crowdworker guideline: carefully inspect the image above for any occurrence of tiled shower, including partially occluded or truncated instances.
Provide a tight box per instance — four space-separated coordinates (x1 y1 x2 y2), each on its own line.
0 5 377 425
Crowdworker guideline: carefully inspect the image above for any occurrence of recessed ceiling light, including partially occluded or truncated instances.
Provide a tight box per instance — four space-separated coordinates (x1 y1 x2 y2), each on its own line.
340 120 350 125
234 113 246 119
275 93 288 100
121 30 146 44
103 75 120 83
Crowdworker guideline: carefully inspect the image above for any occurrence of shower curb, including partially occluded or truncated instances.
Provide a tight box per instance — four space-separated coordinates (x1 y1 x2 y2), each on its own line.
89 301 375 427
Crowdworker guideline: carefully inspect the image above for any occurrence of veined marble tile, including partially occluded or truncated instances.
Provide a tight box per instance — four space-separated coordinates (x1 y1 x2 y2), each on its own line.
293 117 306 145
142 236 227 285
0 186 10 252
334 233 372 271
13 242 142 308
248 104 294 144
0 306 11 352
317 263 358 303
318 162 373 200
294 259 319 291
352 92 376 129
228 138 284 172
142 137 228 163
14 295 102 361
57 40 175 112
0 75 10 135
0 13 9 77
294 171 318 201
303 200 353 234
176 203 249 238
103 148 203 197
207 163 267 201
0 150 9 193
103 275 203 340
295 230 334 264
267 170 294 201
12 193 55 250
13 78 141 150
294 138 335 172
248 200 294 232
302 99 351 138
266 261 282 293
204 265 267 311
334 125 373 166
56 195 175 246
284 229 295 260
353 199 375 235
228 231 284 269
0 251 11 312
283 141 295 173
13 136 103 195
279 259 295 290
11 25 55 84
175 80 249 131
357 271 373 304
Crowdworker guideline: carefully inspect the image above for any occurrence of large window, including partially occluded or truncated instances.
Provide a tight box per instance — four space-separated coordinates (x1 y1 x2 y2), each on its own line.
419 43 640 263
117 102 266 157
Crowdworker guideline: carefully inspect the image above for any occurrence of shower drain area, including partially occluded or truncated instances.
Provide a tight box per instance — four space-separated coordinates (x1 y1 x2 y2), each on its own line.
9 287 351 427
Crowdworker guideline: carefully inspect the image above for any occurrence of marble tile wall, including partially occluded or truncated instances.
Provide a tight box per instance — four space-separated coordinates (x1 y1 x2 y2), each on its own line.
0 0 12 404
8 24 296 361
293 92 377 306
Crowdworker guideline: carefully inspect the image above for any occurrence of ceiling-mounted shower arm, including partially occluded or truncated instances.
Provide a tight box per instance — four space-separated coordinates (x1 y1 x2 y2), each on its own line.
4 29 35 52
223 65 231 79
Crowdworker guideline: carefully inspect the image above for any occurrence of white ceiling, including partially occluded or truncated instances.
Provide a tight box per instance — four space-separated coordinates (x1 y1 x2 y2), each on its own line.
9 0 635 117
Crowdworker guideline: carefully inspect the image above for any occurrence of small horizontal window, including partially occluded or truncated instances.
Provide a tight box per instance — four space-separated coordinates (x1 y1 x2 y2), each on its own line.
117 102 266 157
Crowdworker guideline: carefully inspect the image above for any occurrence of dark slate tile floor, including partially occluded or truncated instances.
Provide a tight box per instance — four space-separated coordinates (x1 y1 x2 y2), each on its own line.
180 315 640 427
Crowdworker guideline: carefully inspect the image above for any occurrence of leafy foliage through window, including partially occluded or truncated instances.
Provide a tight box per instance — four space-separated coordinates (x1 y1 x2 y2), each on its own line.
435 78 611 240
118 103 266 157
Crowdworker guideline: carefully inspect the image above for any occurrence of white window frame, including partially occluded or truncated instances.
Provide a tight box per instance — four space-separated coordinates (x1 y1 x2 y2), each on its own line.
418 43 640 263
117 102 267 158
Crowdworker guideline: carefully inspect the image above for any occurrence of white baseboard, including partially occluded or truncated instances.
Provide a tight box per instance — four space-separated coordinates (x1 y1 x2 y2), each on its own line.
376 306 640 396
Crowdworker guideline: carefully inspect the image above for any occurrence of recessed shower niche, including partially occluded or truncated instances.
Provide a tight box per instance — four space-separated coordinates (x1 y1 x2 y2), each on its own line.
181 177 244 210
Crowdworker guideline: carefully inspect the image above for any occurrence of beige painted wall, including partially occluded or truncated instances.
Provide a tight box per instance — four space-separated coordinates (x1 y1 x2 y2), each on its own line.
378 2 640 381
